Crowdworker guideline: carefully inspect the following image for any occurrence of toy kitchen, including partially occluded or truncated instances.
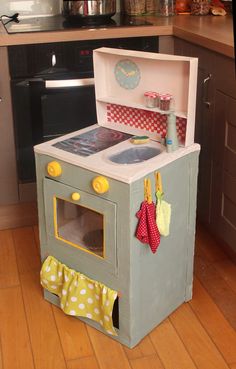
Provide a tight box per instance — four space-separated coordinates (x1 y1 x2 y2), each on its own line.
34 47 200 348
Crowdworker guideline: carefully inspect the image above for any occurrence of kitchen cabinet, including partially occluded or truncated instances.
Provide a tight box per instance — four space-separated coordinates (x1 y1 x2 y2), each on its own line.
174 38 213 224
210 56 236 255
0 47 18 205
174 37 236 255
0 47 39 230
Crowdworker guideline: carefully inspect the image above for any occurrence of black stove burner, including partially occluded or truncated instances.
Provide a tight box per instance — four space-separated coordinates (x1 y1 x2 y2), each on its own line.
2 13 153 34
63 15 117 28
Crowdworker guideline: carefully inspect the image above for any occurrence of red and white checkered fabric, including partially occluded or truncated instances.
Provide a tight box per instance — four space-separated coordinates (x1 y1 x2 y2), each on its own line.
107 104 186 143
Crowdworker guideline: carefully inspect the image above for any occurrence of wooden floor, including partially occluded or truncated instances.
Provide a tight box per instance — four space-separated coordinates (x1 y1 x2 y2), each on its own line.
0 224 236 369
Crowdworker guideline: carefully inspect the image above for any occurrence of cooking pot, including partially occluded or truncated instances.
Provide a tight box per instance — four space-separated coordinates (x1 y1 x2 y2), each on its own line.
62 0 116 21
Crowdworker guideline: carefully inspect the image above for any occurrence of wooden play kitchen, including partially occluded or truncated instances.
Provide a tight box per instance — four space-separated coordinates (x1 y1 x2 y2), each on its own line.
35 47 200 348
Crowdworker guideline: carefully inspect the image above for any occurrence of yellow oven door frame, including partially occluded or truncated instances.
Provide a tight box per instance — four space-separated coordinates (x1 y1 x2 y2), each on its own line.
43 177 117 276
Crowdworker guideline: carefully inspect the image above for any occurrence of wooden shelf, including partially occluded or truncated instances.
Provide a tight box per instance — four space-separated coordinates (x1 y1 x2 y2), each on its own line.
97 96 187 119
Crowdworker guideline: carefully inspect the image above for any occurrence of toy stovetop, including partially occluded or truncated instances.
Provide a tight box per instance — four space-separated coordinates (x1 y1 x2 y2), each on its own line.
34 124 200 184
52 126 132 157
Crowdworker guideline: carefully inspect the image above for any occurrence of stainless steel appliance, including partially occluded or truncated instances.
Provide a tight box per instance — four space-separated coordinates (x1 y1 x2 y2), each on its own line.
8 37 158 197
62 0 116 22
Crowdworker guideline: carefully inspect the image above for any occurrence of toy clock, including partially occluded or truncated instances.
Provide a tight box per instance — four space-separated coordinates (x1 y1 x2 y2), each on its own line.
114 59 141 89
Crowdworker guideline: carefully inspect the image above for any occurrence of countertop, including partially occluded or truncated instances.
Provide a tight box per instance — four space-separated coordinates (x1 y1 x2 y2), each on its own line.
172 14 234 58
0 14 234 58
34 124 200 183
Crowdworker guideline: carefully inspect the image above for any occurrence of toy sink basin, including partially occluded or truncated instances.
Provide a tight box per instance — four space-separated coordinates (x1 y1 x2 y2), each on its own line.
108 146 162 165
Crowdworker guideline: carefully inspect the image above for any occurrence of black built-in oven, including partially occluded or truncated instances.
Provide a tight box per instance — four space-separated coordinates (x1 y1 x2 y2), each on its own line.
8 37 158 184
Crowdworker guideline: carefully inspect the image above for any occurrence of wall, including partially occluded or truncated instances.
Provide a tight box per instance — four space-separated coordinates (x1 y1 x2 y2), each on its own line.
0 0 60 17
0 0 120 17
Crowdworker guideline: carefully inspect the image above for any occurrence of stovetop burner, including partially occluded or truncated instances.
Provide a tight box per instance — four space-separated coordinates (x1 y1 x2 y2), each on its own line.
63 15 117 28
2 13 153 34
53 127 133 157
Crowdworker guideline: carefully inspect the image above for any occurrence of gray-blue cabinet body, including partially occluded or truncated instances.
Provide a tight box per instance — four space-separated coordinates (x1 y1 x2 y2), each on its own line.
35 148 199 348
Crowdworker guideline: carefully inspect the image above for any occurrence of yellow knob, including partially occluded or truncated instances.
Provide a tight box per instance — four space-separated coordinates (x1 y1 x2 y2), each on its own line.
92 176 109 194
47 161 62 177
71 192 81 201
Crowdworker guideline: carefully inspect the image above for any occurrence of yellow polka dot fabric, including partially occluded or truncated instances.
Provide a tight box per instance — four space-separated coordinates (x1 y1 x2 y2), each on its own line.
40 256 118 336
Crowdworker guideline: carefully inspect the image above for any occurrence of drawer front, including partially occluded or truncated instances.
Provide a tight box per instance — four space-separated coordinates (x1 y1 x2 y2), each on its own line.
43 177 118 276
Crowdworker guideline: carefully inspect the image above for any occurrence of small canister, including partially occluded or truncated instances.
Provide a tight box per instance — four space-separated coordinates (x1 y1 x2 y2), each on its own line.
159 0 175 16
144 91 158 108
159 94 172 111
190 0 210 15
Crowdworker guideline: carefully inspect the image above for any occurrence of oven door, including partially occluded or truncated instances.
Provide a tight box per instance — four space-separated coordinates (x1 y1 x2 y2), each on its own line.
11 77 97 183
43 178 117 276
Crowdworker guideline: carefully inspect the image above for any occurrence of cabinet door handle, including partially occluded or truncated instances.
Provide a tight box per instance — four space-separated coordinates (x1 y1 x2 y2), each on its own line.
204 101 211 108
51 52 56 67
203 74 212 84
45 78 94 89
203 73 212 108
0 97 2 102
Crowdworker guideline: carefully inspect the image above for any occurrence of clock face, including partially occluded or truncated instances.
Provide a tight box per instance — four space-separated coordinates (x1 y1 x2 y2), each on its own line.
114 59 141 90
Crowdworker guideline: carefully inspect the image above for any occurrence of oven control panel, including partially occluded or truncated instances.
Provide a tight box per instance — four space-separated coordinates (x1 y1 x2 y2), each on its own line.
47 161 110 195
47 161 62 178
92 176 110 194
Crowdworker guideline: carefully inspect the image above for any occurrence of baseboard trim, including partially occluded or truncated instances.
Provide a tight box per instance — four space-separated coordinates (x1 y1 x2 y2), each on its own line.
0 202 38 230
197 220 236 265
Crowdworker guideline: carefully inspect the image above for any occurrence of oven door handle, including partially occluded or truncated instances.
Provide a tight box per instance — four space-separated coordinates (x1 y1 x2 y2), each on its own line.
45 78 95 89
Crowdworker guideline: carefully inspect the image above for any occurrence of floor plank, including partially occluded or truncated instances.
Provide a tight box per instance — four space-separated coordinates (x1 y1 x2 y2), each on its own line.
194 254 236 329
129 354 164 369
87 325 132 369
13 227 41 274
52 305 94 361
124 336 156 360
0 339 3 369
67 356 100 369
170 303 230 369
190 278 236 365
0 286 35 369
0 229 19 288
20 272 67 369
150 319 198 369
213 259 236 294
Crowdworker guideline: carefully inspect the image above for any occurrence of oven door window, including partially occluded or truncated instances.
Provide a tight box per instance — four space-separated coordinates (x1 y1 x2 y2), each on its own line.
56 198 104 258
43 178 117 274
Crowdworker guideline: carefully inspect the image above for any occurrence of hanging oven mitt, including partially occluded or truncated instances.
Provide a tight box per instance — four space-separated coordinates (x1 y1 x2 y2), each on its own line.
155 172 171 237
136 178 161 254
